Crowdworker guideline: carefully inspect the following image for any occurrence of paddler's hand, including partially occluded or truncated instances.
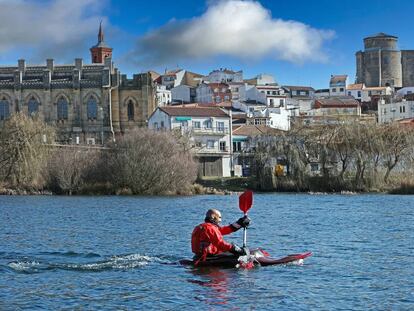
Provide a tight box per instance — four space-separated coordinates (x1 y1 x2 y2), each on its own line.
236 215 251 228
230 244 246 256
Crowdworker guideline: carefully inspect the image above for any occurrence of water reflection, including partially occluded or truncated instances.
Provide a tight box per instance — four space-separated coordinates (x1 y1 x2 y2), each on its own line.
187 267 233 306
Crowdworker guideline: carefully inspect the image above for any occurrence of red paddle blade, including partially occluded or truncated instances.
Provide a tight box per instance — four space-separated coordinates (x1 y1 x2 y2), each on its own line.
239 190 253 214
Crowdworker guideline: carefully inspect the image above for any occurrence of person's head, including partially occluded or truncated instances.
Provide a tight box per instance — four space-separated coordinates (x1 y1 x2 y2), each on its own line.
205 209 222 225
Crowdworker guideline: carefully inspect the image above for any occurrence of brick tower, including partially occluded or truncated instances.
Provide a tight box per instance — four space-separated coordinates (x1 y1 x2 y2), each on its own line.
90 22 113 63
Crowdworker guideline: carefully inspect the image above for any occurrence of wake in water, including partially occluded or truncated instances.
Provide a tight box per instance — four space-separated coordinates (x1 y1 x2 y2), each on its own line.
4 252 173 274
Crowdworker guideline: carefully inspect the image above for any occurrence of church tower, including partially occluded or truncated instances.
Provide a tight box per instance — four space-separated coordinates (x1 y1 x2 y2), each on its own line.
90 22 113 64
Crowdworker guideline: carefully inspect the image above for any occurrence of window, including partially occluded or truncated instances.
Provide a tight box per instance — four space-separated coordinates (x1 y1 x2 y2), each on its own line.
205 120 212 128
207 140 215 149
272 91 277 95
154 122 158 129
57 97 68 120
269 99 274 106
215 96 221 103
87 97 98 120
400 106 406 113
358 91 361 97
267 91 271 95
340 88 344 92
219 141 226 151
224 95 230 101
160 121 164 128
0 98 10 120
348 91 352 96
332 88 336 92
280 99 284 107
233 141 242 152
217 121 225 132
193 121 201 128
28 97 39 116
195 141 202 147
127 100 134 121
368 91 372 96
310 163 319 172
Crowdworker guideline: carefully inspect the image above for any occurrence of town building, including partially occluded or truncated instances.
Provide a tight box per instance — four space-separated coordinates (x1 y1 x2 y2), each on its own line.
155 85 172 106
196 82 232 104
378 100 414 124
356 33 414 88
244 74 277 86
0 24 156 144
329 75 348 96
346 83 365 102
314 89 330 98
207 68 243 83
148 106 232 177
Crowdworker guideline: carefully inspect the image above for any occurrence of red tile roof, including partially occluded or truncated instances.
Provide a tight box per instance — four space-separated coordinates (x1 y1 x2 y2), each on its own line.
314 97 360 108
347 83 364 90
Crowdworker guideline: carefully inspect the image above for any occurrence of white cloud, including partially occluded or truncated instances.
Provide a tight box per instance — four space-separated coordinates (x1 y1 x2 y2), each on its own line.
0 0 106 61
132 0 335 66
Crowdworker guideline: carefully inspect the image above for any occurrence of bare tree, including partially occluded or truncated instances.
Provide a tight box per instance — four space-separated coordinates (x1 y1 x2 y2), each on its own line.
380 124 414 183
106 129 198 195
47 148 101 194
0 113 55 188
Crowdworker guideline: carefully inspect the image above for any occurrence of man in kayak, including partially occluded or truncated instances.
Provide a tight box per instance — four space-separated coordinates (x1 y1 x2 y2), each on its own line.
191 209 250 264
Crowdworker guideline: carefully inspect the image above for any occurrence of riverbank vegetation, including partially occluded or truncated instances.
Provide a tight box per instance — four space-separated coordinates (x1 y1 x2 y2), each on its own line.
0 114 413 195
251 121 414 193
0 114 198 195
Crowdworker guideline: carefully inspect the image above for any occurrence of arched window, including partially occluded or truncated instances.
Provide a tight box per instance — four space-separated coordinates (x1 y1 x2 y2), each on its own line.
0 98 10 120
28 97 39 116
127 100 134 121
57 97 68 120
87 97 98 120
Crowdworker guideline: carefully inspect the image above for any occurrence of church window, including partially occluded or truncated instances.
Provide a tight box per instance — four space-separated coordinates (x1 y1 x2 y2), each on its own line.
87 97 98 120
127 100 134 121
28 97 39 116
57 97 68 120
0 98 10 120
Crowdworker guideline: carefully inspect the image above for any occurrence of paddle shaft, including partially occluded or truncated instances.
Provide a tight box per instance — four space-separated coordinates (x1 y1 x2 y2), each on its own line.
243 213 247 248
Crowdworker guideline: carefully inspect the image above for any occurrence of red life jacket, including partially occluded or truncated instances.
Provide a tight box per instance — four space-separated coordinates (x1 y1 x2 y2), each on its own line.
191 222 235 262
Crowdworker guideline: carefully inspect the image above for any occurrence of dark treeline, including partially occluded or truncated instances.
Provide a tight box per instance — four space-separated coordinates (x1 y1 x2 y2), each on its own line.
251 120 414 193
0 113 198 195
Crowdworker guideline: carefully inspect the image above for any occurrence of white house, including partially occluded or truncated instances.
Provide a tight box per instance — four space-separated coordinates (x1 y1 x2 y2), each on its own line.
363 86 393 101
256 85 287 107
346 83 366 101
171 85 196 104
148 106 232 177
329 75 348 96
396 87 414 98
378 100 414 123
156 85 172 106
207 68 243 83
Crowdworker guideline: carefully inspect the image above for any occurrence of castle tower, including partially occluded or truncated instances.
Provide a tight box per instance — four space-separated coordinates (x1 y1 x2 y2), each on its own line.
356 33 402 88
90 22 113 64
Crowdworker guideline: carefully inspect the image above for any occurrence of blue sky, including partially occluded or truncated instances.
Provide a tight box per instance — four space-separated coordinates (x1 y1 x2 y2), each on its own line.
0 0 413 89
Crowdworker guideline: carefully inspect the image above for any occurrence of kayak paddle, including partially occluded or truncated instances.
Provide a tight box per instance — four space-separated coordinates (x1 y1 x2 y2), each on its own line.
239 190 253 249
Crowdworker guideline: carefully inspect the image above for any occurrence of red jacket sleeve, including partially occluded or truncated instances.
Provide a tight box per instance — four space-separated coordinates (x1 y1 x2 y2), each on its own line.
219 225 236 235
209 226 233 252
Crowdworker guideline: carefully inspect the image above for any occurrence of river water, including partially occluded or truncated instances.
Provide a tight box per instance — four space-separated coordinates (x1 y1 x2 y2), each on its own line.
0 194 413 310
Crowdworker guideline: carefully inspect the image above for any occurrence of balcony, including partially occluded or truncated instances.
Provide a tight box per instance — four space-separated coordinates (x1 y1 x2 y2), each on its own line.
186 126 229 136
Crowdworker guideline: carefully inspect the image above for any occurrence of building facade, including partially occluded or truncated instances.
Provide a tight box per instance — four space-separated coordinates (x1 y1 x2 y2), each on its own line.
148 106 232 177
0 25 156 144
356 33 414 88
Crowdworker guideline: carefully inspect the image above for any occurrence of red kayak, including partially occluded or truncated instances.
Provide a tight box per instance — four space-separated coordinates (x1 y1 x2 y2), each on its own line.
180 249 312 269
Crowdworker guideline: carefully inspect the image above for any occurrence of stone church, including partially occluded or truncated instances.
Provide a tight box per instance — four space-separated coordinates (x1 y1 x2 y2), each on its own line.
0 24 156 144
